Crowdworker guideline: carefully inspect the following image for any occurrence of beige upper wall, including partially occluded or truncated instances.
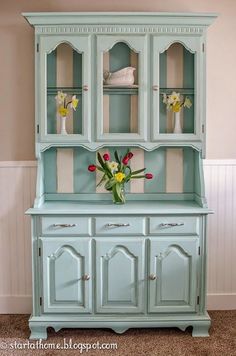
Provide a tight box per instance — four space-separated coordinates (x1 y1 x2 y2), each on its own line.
0 0 235 160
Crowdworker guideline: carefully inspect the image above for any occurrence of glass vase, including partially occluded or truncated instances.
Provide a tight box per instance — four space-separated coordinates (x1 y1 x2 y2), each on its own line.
111 183 126 204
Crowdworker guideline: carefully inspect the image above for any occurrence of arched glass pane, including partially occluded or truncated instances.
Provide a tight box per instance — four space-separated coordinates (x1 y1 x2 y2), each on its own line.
159 43 195 134
47 43 83 135
102 42 139 134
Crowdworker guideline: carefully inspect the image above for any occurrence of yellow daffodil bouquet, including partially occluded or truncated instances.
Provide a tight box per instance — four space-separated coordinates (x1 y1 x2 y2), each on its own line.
55 91 79 117
88 150 153 204
163 91 192 112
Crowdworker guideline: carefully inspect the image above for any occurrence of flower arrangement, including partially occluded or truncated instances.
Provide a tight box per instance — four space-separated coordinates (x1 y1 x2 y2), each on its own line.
163 91 192 112
55 91 79 134
88 150 153 204
55 91 79 116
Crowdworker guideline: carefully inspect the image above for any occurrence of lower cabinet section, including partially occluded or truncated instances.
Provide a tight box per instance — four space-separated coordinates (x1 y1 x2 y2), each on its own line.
39 236 199 315
30 215 210 339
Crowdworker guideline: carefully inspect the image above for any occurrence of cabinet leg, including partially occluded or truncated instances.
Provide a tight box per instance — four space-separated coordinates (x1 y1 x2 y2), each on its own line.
111 327 129 334
29 325 48 340
192 324 210 337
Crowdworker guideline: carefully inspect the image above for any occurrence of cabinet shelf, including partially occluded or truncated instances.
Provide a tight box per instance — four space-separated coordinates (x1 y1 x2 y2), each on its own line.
160 88 194 95
103 85 139 95
47 87 82 95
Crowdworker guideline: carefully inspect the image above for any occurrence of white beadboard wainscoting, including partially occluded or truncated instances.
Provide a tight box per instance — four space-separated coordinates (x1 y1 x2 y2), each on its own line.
0 160 235 313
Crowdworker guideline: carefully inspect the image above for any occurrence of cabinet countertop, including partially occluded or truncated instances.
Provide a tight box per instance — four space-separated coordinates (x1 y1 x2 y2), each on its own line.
26 201 213 215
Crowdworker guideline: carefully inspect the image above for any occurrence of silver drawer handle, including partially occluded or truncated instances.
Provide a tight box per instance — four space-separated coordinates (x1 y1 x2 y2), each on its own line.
106 223 130 228
159 223 184 228
53 224 77 228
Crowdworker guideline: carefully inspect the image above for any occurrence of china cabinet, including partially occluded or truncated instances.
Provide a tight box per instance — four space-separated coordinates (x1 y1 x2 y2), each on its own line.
23 12 217 339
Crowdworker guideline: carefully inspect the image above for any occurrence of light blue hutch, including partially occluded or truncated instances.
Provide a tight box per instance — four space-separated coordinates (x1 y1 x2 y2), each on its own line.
23 12 217 339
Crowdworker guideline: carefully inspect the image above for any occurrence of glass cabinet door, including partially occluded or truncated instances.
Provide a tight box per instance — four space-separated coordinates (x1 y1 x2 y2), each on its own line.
96 36 147 142
39 36 91 142
152 36 201 141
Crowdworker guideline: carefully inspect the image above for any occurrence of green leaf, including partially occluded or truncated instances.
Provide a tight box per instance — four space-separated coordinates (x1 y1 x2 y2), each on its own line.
105 178 116 190
114 150 121 164
131 168 146 175
96 174 106 187
97 152 112 178
131 175 146 179
97 152 106 169
96 165 104 172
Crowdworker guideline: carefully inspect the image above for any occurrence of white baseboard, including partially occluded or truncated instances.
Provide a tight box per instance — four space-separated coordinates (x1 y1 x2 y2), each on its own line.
0 296 32 314
207 293 236 310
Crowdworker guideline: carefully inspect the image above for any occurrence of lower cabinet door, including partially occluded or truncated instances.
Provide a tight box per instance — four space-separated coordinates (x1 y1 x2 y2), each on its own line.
148 237 199 313
40 237 92 313
96 238 145 313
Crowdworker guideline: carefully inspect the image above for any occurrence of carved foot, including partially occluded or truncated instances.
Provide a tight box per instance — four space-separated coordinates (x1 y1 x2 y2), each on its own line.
29 325 48 340
192 324 210 337
112 327 129 334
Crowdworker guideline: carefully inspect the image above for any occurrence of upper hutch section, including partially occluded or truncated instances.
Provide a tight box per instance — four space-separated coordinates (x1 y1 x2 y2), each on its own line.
23 12 217 156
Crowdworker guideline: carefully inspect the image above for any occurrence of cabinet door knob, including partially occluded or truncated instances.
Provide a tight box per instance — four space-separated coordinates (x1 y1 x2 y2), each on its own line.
149 274 157 280
152 85 159 91
83 85 89 91
82 274 90 281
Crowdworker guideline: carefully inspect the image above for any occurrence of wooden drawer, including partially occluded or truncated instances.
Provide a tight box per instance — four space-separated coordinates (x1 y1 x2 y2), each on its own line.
149 216 199 235
41 216 91 236
95 217 145 236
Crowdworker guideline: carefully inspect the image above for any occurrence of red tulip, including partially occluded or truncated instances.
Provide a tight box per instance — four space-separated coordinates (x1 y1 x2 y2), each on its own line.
103 153 110 161
122 156 130 165
145 173 153 179
122 152 133 165
88 164 96 172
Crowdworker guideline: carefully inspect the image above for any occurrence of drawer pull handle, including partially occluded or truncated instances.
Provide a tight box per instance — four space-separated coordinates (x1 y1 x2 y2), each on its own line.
106 223 130 228
159 223 184 228
152 85 159 91
149 274 157 280
83 85 89 91
53 224 77 228
82 274 90 281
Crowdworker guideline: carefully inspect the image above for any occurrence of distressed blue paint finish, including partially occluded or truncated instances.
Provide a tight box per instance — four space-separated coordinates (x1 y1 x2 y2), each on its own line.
43 148 57 193
47 50 57 134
